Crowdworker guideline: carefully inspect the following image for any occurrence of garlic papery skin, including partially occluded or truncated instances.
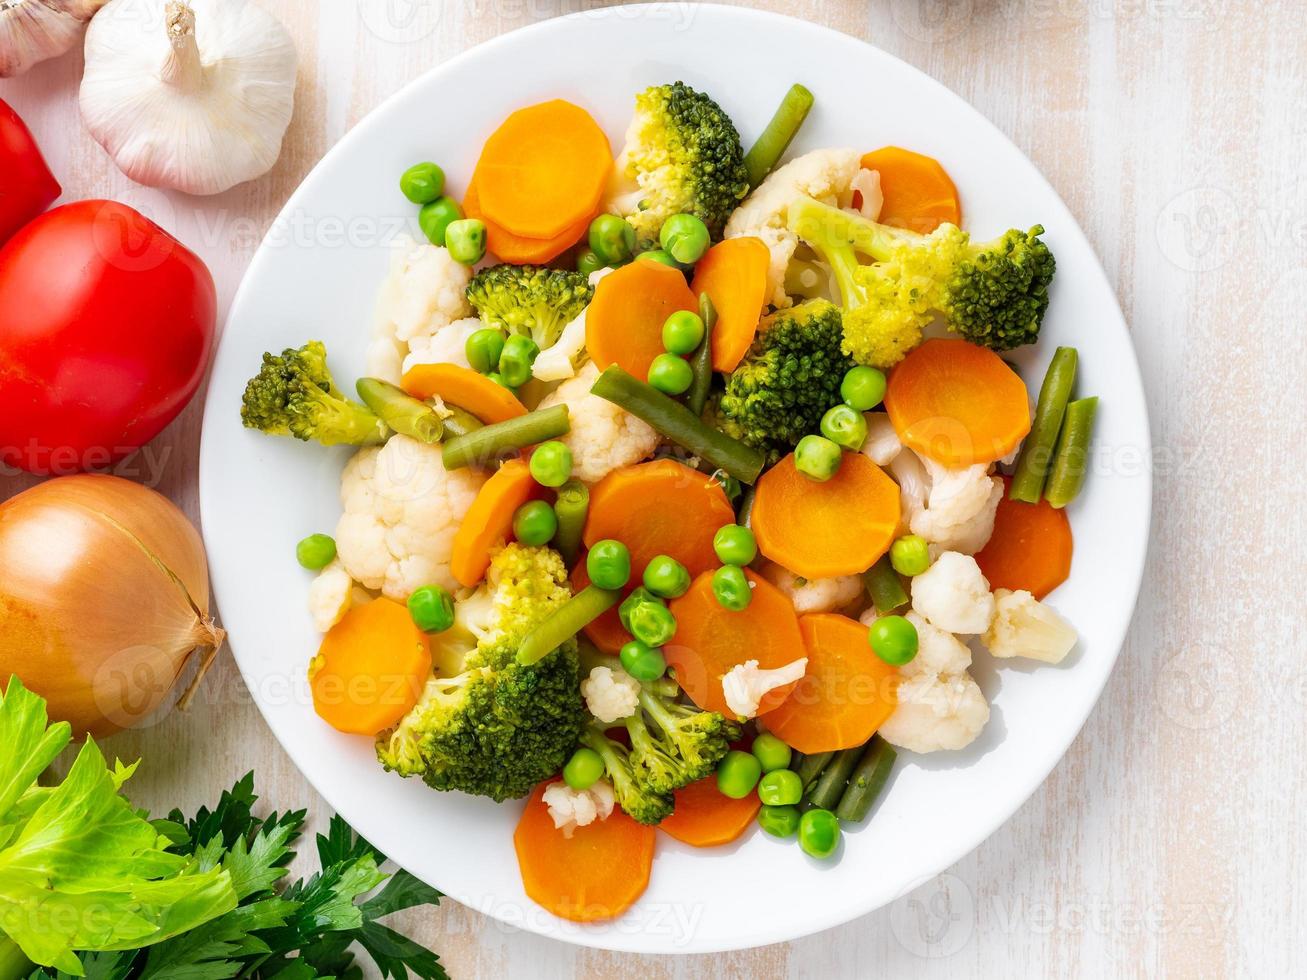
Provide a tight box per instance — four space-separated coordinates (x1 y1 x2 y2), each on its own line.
80 0 297 195
1 0 107 77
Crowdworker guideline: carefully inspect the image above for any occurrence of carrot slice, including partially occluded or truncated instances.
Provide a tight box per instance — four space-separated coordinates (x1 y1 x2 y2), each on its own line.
514 780 656 922
450 459 543 587
665 569 804 716
883 338 1032 466
659 775 760 847
310 599 431 736
464 178 591 265
975 476 1073 599
583 460 735 581
473 100 612 240
860 146 961 234
571 559 631 654
764 614 898 754
689 236 770 372
401 362 527 424
751 451 900 579
585 260 699 382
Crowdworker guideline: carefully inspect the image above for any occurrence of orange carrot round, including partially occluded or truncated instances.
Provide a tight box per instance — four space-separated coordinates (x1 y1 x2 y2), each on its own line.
401 362 528 424
585 260 699 382
464 178 591 265
860 146 962 234
571 559 631 654
883 338 1032 466
473 100 612 240
514 780 656 922
751 451 900 579
975 477 1073 599
310 598 431 736
583 460 734 581
665 569 803 716
764 613 898 754
450 459 543 587
689 236 770 372
659 775 760 847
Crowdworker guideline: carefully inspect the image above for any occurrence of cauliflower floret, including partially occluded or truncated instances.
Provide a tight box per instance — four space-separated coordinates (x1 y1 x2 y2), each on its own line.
910 551 996 635
724 148 861 309
308 559 355 633
860 412 903 467
536 361 659 483
909 456 1002 556
334 436 486 601
542 780 616 838
850 168 883 220
761 562 861 614
888 449 929 532
983 589 1078 664
401 316 483 376
722 658 807 721
581 665 641 723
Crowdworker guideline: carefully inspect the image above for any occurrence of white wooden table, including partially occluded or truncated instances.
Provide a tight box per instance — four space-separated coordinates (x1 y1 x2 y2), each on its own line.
3 2 1301 976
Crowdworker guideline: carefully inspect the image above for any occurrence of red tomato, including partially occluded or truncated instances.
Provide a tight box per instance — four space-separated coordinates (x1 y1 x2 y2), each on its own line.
0 98 61 245
0 201 217 474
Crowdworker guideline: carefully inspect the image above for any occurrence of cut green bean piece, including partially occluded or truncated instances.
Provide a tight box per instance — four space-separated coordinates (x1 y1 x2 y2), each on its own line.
551 479 589 566
440 404 484 439
356 377 443 443
1010 346 1078 503
441 404 570 470
687 292 718 417
590 366 765 484
863 556 909 613
743 84 815 189
804 745 865 811
834 736 897 823
795 750 833 793
1045 396 1098 508
516 584 621 665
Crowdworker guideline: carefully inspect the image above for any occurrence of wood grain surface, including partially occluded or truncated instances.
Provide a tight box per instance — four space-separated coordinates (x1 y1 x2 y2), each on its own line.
2 2 1302 976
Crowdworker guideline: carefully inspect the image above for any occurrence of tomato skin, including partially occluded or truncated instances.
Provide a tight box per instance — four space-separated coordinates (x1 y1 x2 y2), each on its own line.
0 99 61 245
0 201 217 474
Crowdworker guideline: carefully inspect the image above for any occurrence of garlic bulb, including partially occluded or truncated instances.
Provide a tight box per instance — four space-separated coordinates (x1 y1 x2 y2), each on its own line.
80 0 296 195
1 0 107 77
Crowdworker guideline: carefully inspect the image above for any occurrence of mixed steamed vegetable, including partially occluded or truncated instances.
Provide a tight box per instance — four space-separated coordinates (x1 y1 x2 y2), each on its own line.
240 79 1098 923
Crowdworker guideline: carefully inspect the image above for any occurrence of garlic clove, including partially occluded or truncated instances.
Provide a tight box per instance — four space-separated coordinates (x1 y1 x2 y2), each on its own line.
1 0 108 78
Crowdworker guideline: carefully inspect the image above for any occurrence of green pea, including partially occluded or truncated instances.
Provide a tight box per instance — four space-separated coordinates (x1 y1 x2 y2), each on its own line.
711 564 751 611
647 352 693 395
563 747 604 790
840 365 887 411
757 804 801 838
795 434 843 481
619 639 667 681
659 213 711 265
498 334 539 388
576 247 605 277
712 524 757 566
750 733 792 773
512 500 558 547
295 533 336 570
587 539 632 590
445 217 487 265
588 214 636 265
890 534 931 577
758 769 802 806
637 249 680 268
465 328 505 374
868 614 919 666
485 371 512 390
642 554 691 599
820 404 869 451
529 440 572 488
619 587 677 647
798 808 841 858
717 749 762 799
400 162 445 204
417 196 461 246
661 310 705 355
407 584 455 633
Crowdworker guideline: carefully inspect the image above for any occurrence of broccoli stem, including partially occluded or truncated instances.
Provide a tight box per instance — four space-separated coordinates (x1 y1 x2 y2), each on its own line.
516 585 620 666
441 404 570 470
356 377 443 444
834 736 896 823
863 556 908 613
743 84 815 189
1009 347 1078 503
686 292 718 417
788 196 908 266
551 479 589 566
1044 396 1098 509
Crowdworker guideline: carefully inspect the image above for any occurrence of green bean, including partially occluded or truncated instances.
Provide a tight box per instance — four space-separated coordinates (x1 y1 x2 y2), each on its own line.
795 750 832 793
863 556 908 613
355 377 443 443
1045 396 1098 508
516 585 621 665
804 745 865 811
1010 346 1078 503
440 404 570 470
687 292 718 417
736 484 757 529
834 737 897 823
440 405 483 439
551 479 589 566
743 84 815 189
590 366 765 484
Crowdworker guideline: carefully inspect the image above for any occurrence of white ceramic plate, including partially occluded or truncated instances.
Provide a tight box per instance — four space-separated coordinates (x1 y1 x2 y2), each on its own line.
200 5 1150 954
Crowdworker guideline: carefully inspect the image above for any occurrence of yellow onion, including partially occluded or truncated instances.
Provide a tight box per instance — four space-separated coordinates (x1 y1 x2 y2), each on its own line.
0 474 224 737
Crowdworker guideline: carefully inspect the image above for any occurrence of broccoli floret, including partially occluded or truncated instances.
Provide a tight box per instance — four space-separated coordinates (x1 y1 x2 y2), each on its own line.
624 684 740 794
465 264 593 352
787 196 1056 364
715 299 854 462
376 544 585 802
579 723 674 825
240 340 387 446
608 81 750 247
